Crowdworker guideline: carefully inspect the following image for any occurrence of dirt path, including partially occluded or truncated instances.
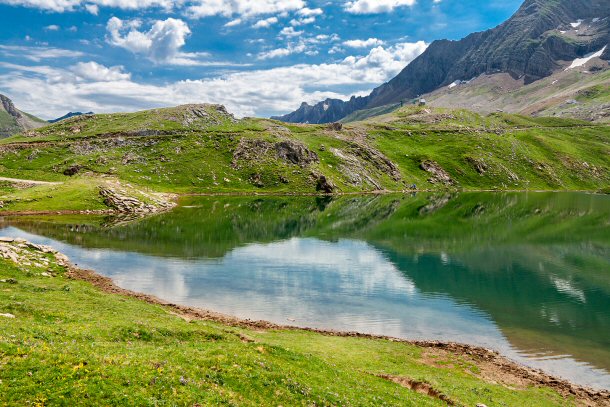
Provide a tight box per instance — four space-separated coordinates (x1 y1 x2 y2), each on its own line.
0 177 62 185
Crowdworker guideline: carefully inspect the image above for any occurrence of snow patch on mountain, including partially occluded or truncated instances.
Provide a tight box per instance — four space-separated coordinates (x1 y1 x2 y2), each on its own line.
565 46 607 70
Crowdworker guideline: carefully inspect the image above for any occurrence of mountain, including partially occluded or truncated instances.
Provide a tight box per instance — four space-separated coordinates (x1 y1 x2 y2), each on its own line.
0 94 46 138
274 0 610 124
49 112 94 123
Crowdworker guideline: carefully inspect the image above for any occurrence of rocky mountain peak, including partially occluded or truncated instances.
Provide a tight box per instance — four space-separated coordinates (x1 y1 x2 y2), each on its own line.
0 94 22 120
275 0 610 124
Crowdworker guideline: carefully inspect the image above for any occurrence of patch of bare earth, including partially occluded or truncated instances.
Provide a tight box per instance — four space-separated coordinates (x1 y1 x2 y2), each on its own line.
415 343 610 407
377 374 457 405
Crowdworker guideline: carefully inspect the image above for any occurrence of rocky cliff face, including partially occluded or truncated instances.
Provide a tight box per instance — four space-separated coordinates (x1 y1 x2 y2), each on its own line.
275 0 610 124
0 94 45 138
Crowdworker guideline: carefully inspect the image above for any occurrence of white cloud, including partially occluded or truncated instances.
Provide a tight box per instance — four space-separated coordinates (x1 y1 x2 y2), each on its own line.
106 17 199 65
279 26 303 37
44 24 60 31
186 0 305 18
345 0 416 14
252 16 278 28
290 16 316 26
71 61 131 81
257 41 307 59
343 38 384 48
0 0 173 12
84 3 98 14
297 7 322 16
224 18 242 27
0 45 84 62
0 41 427 119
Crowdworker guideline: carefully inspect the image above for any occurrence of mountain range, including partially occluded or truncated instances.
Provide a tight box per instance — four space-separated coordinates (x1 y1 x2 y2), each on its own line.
273 0 610 124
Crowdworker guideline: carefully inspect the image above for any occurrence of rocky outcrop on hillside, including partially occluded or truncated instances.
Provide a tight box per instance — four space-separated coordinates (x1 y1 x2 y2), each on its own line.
0 94 46 138
275 0 610 124
99 186 175 214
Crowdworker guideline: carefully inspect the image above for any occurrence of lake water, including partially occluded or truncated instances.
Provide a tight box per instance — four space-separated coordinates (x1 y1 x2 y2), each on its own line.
1 192 609 389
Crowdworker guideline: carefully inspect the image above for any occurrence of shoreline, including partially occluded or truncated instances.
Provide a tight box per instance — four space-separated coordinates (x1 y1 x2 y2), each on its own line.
66 262 610 403
0 188 606 218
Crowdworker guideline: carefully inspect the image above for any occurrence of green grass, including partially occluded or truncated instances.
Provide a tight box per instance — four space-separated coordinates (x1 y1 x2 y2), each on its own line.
0 249 576 406
0 104 607 212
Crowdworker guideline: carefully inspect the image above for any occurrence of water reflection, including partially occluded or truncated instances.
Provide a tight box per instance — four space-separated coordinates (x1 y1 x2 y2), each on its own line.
0 192 608 389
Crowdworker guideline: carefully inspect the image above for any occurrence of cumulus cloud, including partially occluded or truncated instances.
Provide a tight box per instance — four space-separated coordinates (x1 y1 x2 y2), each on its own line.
106 17 200 65
345 0 416 14
252 16 278 28
279 26 303 37
0 41 427 119
71 61 131 81
343 38 384 48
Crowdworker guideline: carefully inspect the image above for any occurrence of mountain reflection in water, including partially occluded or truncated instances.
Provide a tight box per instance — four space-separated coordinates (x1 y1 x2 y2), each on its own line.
1 192 608 389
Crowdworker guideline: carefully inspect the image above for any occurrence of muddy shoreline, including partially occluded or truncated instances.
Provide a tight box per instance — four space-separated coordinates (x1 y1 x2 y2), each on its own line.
66 265 610 405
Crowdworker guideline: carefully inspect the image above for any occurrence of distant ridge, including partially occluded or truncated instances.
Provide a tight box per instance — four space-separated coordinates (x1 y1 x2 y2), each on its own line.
274 0 610 124
49 112 94 123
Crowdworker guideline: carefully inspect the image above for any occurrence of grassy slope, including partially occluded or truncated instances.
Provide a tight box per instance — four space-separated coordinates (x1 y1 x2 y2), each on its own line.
0 104 608 212
0 251 574 406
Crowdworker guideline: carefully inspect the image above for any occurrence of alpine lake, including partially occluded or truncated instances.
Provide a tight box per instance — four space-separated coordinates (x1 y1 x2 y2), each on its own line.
1 191 608 390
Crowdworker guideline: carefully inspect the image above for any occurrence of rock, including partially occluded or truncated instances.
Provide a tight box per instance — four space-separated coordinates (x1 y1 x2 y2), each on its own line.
63 165 82 176
249 174 264 188
0 237 15 243
0 313 15 319
476 404 488 407
420 160 455 186
99 187 158 214
466 157 488 175
275 140 319 166
315 175 334 193
327 122 343 131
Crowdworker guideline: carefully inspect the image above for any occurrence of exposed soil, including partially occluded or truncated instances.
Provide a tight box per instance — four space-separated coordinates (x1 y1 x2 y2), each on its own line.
0 177 62 185
377 374 457 406
64 263 610 406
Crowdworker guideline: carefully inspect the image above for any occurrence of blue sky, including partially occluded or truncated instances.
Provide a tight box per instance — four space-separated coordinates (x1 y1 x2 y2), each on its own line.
0 0 523 119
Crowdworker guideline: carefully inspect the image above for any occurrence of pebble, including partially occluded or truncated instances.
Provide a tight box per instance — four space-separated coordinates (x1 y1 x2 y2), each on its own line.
0 313 15 319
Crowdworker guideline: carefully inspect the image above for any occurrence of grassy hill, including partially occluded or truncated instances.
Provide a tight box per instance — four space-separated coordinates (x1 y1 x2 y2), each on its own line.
0 103 608 213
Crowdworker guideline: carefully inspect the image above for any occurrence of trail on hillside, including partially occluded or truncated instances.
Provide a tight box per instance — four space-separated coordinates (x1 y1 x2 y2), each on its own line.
0 177 62 185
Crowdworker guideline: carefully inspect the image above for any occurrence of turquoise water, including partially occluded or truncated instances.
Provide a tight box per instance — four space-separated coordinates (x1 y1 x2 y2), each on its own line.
1 192 609 389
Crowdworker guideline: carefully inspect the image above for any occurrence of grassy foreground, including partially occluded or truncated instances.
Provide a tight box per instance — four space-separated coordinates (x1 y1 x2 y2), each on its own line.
0 240 589 406
0 104 608 213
